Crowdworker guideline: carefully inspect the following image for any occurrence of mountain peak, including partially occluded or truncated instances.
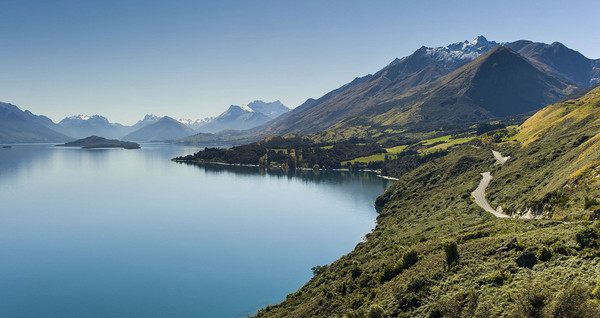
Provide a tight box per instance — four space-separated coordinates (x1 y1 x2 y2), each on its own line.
240 104 254 112
143 114 159 121
472 35 489 45
401 36 504 70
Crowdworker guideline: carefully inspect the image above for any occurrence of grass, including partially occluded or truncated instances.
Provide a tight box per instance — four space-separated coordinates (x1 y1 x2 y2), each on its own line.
253 87 600 318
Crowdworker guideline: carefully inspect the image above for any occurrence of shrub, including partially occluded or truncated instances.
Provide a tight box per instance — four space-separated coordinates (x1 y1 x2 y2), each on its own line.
487 270 510 286
585 197 599 209
381 264 397 282
537 246 552 261
545 281 600 318
367 304 385 318
311 265 328 276
512 281 549 318
443 240 459 266
551 241 571 255
401 249 419 269
576 227 600 248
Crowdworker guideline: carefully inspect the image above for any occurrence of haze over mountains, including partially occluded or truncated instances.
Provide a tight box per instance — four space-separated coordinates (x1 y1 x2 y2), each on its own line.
199 100 290 133
1 36 598 144
0 102 72 143
0 99 289 143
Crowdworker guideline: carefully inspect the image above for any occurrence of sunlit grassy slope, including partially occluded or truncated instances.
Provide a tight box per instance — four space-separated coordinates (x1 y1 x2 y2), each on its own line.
253 87 600 318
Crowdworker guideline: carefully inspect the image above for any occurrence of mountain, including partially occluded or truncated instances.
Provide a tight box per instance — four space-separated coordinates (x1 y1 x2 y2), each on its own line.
197 105 275 133
123 116 197 142
253 86 600 318
347 46 577 131
178 117 213 131
507 40 598 87
258 37 592 138
0 102 72 143
593 60 600 85
57 115 128 139
130 114 160 131
246 100 290 118
260 36 505 136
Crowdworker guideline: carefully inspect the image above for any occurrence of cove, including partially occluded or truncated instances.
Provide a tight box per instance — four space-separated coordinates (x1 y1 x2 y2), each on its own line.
0 144 394 318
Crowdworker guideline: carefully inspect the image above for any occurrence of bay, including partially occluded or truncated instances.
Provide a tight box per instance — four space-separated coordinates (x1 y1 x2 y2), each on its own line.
0 144 393 318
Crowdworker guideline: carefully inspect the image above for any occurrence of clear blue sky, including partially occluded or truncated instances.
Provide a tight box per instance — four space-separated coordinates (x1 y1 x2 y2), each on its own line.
1 0 599 125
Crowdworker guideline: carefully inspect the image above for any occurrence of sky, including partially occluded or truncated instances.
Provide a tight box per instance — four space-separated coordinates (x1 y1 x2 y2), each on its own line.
1 0 599 125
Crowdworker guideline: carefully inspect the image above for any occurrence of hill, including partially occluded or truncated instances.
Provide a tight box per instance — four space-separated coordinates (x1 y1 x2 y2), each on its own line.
123 116 197 142
0 102 72 143
252 87 600 317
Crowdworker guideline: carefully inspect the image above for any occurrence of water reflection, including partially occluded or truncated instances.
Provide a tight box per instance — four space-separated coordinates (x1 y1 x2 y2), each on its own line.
179 161 394 204
0 144 394 318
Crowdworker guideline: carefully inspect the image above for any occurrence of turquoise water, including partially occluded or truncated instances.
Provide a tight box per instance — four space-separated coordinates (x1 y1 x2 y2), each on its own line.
0 144 393 318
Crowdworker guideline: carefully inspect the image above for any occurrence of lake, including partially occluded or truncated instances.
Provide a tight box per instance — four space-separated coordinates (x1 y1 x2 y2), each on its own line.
0 144 394 318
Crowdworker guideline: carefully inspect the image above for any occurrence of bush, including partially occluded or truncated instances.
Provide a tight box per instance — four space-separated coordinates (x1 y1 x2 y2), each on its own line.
367 304 385 318
381 264 397 282
585 197 599 209
512 281 549 318
545 281 600 318
311 265 328 276
401 249 420 269
487 270 510 286
443 240 459 267
576 227 600 248
551 241 571 255
537 246 552 261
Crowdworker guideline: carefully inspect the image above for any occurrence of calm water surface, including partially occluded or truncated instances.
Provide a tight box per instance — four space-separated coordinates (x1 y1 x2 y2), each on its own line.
0 144 393 318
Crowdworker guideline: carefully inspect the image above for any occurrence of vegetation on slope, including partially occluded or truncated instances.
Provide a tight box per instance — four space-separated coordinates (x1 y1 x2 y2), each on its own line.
251 87 600 318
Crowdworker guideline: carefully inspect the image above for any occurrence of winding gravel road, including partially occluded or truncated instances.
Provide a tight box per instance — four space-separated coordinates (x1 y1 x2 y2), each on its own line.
471 172 510 218
492 150 510 164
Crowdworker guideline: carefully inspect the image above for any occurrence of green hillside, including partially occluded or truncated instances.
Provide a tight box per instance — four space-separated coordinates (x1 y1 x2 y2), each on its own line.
252 87 600 317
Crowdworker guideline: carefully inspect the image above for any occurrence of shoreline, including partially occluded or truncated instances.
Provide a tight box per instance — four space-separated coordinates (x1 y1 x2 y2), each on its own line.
172 159 399 180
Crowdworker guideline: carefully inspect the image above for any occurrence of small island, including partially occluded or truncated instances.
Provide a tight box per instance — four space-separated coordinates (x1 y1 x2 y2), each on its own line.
57 136 140 149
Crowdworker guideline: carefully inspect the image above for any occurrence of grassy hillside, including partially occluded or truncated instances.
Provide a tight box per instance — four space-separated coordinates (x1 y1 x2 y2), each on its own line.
252 87 600 317
486 85 600 220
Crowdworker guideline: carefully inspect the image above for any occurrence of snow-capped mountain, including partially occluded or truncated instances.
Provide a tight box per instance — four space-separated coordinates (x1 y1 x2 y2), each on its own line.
58 114 128 139
131 114 160 130
178 117 214 131
260 36 594 136
391 35 503 70
424 36 503 65
194 100 289 133
197 105 272 133
246 100 290 119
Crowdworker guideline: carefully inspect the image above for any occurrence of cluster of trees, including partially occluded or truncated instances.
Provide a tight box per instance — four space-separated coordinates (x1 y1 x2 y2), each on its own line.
175 137 386 169
378 150 448 178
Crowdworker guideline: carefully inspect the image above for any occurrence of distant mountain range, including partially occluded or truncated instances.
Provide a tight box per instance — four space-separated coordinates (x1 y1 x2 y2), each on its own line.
57 115 129 139
0 99 288 143
2 36 598 145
